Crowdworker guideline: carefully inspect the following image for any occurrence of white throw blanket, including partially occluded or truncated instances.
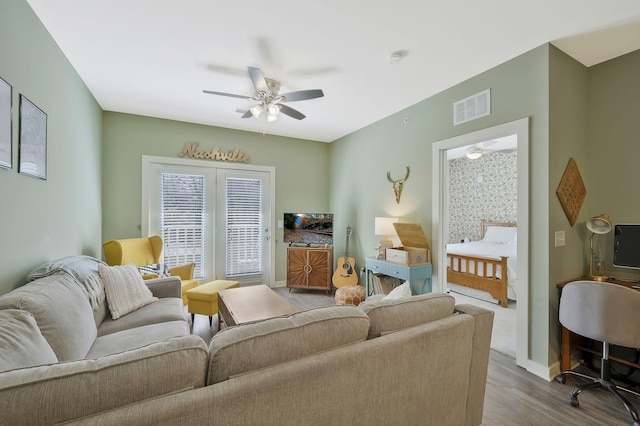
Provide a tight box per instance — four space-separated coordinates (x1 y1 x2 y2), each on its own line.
27 255 106 310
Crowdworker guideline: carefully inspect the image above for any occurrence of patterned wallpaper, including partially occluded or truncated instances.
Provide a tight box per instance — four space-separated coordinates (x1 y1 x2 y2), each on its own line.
448 152 517 243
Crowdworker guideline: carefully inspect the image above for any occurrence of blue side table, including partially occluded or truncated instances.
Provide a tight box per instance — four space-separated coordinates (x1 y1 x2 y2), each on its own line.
364 257 432 296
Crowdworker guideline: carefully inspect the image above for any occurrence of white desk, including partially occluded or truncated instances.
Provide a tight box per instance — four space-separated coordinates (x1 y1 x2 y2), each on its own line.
364 257 432 296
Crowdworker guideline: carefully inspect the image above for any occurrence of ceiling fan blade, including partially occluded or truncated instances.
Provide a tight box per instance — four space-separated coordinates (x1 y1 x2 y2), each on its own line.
278 104 306 120
203 90 249 100
248 66 268 93
240 110 253 119
280 89 324 102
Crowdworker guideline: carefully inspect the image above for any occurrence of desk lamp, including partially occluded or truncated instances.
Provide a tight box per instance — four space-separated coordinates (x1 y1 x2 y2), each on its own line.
375 217 398 259
586 214 612 281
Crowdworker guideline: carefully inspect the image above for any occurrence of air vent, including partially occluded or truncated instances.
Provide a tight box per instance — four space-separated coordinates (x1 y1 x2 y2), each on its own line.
453 89 491 125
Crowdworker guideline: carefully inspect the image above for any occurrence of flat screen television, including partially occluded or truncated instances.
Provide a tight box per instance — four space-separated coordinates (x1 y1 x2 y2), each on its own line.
283 213 333 246
613 224 640 269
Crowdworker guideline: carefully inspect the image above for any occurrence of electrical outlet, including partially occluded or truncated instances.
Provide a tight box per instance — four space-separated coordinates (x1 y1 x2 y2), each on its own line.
555 231 565 247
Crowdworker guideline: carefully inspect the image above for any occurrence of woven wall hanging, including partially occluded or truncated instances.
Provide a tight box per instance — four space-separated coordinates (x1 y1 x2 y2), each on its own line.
556 158 586 227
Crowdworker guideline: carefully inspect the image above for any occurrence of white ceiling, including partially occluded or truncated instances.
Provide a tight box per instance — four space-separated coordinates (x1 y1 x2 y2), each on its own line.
26 0 640 143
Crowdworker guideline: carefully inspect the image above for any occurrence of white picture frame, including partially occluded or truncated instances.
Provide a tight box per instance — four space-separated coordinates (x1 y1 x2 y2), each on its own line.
0 77 11 169
18 95 47 179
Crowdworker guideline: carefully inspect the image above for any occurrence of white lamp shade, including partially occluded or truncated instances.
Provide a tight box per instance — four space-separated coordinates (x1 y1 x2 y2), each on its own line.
375 217 399 236
586 214 612 234
249 104 263 118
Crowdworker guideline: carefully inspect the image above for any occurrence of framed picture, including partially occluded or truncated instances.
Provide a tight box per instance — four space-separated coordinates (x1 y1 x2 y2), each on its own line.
0 77 11 169
19 95 47 179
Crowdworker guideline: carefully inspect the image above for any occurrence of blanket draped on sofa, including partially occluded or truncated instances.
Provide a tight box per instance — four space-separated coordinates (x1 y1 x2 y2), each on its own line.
27 255 105 309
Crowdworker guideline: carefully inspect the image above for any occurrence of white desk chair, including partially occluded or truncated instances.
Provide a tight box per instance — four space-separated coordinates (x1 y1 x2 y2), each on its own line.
559 280 640 426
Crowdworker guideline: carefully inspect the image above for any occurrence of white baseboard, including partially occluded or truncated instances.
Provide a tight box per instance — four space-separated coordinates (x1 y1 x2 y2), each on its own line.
273 280 286 288
525 359 560 382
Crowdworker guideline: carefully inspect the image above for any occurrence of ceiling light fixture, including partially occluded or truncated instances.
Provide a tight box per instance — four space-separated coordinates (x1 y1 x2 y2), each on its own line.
249 104 263 118
266 103 280 122
389 50 409 64
466 146 483 160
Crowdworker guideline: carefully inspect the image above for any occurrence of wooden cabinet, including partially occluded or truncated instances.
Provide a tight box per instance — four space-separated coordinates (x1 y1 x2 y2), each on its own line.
287 247 333 293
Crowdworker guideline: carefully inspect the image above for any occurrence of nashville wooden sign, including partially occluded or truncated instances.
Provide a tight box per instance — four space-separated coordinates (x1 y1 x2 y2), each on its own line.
178 142 250 163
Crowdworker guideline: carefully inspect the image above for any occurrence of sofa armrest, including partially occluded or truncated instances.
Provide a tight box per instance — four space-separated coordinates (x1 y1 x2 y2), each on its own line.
0 335 208 426
145 276 181 299
454 304 494 426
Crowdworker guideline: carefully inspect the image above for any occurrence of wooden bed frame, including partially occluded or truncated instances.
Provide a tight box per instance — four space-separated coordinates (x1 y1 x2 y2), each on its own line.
446 220 516 308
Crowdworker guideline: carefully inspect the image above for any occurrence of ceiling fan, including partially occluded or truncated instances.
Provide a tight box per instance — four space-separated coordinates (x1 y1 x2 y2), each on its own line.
203 66 324 121
465 139 517 159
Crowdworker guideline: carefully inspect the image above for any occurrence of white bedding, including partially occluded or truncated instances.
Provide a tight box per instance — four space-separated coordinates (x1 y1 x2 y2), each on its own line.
446 241 517 302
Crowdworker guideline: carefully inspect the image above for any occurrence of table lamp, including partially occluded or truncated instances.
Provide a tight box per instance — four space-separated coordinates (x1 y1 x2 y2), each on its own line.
375 217 398 259
586 214 612 281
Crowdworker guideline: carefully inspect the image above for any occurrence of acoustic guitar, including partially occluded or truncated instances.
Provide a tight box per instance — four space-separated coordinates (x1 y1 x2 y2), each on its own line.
332 226 358 288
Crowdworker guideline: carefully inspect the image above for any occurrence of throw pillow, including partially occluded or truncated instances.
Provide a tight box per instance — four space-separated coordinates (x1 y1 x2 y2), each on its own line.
482 226 517 244
383 281 411 300
99 264 158 320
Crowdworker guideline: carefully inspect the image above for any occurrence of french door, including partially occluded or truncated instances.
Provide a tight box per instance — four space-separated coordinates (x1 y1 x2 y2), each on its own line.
215 168 271 285
142 156 275 286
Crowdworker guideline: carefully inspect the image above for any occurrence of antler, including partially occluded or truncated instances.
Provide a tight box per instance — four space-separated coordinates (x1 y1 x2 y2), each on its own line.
387 167 410 183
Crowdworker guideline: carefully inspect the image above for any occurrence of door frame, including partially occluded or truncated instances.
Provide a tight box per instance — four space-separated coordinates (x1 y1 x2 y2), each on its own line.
431 118 529 368
141 155 276 286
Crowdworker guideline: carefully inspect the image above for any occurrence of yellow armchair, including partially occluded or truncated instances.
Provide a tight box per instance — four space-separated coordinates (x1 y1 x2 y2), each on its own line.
102 235 199 305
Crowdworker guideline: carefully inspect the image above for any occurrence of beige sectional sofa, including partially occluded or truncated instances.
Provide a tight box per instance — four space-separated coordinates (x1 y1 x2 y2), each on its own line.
0 269 208 425
0 259 494 426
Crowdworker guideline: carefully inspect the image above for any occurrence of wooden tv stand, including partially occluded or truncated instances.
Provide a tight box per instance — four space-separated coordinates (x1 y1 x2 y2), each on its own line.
286 246 333 294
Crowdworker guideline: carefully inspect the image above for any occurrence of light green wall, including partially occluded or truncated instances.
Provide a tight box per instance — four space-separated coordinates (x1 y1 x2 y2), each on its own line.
588 48 640 277
0 0 102 294
102 112 330 282
330 45 552 367
547 45 591 362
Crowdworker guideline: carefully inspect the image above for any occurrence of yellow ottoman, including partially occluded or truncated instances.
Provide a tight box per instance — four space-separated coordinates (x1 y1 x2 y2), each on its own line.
181 279 199 306
335 285 366 306
186 280 240 327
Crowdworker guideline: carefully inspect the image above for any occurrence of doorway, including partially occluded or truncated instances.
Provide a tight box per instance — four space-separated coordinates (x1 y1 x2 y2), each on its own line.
431 118 529 368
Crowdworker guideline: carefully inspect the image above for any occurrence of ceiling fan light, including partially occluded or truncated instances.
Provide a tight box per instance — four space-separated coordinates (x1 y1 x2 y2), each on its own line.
266 113 278 122
249 104 263 118
267 103 280 117
466 147 483 160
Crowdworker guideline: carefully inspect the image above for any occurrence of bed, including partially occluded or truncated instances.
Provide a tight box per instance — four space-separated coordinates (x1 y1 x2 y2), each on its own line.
446 221 517 308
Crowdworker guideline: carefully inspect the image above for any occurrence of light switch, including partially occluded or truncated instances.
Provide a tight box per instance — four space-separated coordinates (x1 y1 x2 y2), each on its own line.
555 231 565 247
277 220 283 228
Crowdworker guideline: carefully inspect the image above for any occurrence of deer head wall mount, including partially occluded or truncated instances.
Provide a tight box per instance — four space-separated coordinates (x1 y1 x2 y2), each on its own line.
387 166 410 204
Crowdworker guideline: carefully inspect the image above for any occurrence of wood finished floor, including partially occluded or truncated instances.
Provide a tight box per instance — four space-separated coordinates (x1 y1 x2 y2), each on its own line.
191 287 637 426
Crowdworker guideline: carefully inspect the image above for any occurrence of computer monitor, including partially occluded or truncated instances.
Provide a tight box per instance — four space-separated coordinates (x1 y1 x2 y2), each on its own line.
613 224 640 269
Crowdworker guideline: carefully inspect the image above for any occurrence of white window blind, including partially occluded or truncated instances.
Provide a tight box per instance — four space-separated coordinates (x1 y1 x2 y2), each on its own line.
160 173 206 279
225 177 263 277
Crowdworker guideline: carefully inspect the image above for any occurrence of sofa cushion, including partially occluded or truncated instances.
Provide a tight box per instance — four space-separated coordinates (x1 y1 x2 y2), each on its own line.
97 297 187 337
99 264 158 320
0 309 58 373
0 274 97 361
207 305 370 385
87 320 190 359
358 292 455 339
